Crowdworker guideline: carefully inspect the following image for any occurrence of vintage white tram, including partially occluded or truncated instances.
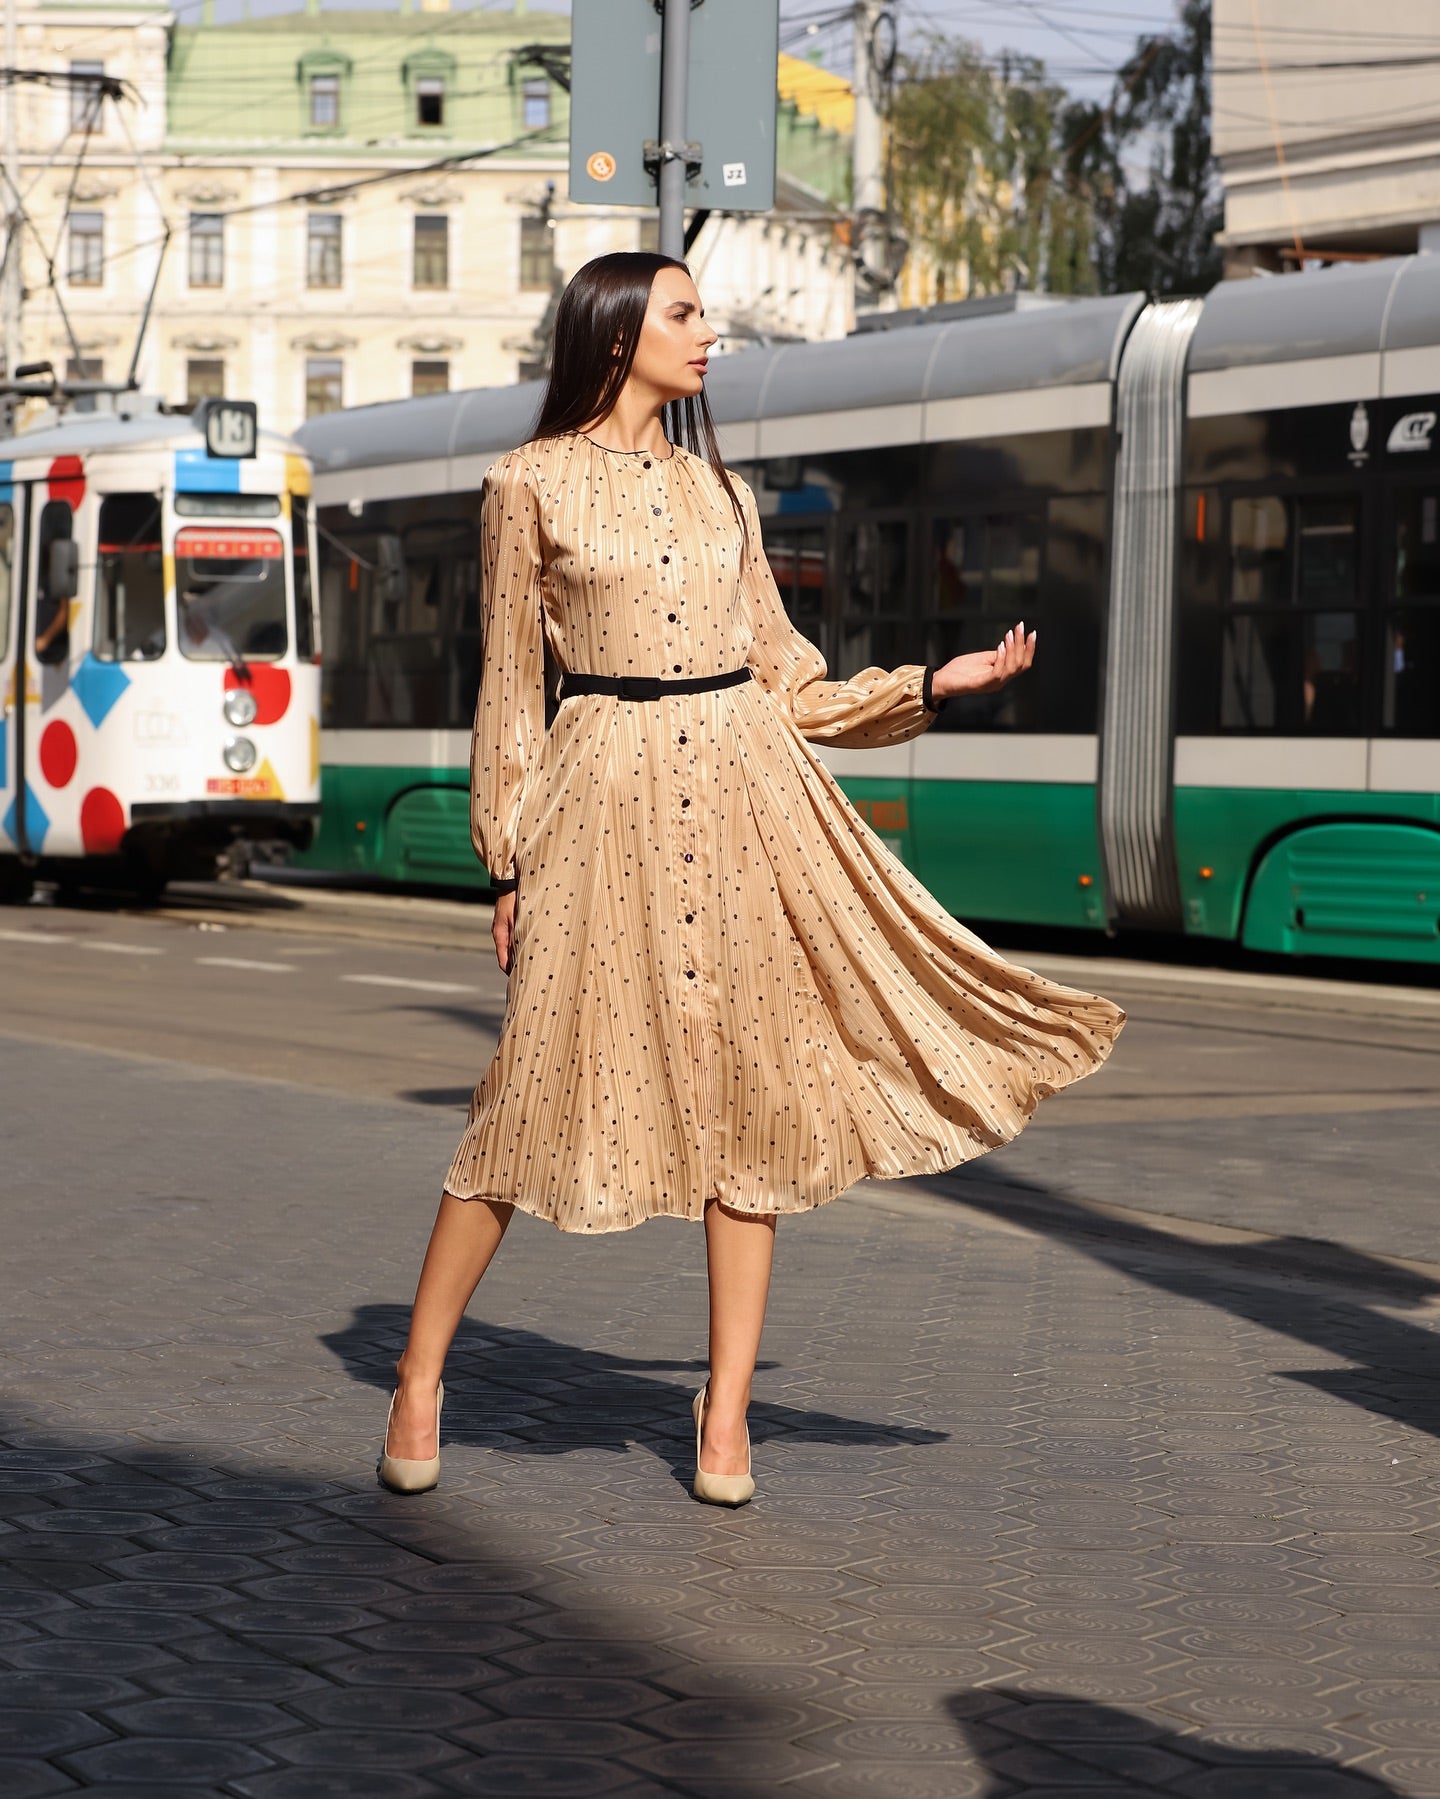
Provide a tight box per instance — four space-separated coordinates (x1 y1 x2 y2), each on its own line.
0 395 321 901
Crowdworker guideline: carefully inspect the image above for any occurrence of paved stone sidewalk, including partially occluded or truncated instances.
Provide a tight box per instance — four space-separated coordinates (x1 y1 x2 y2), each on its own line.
3 1036 1440 1796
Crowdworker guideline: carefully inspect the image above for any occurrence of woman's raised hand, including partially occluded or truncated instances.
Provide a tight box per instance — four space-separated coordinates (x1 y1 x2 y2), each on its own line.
492 890 517 973
930 622 1036 703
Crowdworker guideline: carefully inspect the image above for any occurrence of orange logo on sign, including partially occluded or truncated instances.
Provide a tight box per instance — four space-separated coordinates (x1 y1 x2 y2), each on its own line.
586 151 617 182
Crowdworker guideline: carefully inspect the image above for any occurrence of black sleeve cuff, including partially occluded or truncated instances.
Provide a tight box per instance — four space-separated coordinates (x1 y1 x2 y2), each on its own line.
490 875 519 895
922 665 949 714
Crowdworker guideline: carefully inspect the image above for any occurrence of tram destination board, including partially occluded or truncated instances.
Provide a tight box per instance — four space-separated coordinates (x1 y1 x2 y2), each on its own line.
198 398 258 460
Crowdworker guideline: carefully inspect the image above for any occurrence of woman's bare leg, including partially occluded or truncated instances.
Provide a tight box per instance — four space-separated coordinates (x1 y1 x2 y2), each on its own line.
386 1193 514 1458
701 1201 776 1477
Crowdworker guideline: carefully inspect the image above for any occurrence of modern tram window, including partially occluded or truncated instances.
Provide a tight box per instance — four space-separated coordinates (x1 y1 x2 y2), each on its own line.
839 517 911 676
34 500 74 665
176 526 288 662
922 507 1048 731
1387 485 1440 735
316 496 480 729
291 494 318 662
94 494 165 661
1218 492 1362 734
762 524 827 651
0 502 12 649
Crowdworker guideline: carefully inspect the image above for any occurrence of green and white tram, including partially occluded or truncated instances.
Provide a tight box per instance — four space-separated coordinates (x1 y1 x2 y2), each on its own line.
297 254 1440 966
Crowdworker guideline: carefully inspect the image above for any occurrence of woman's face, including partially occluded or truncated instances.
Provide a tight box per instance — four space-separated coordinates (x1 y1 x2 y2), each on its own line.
627 267 719 404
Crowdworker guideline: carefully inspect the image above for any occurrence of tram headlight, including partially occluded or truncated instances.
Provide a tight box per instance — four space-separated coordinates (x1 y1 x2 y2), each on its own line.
223 687 258 728
223 735 258 774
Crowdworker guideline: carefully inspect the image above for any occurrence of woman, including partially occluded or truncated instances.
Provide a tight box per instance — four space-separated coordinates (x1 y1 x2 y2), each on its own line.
379 253 1124 1506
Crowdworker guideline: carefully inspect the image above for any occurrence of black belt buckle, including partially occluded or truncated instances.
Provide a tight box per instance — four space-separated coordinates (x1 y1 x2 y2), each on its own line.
615 675 664 701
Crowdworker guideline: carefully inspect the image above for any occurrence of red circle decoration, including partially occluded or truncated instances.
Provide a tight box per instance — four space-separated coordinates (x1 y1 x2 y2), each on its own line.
80 787 126 855
47 454 85 507
224 664 291 725
39 719 78 788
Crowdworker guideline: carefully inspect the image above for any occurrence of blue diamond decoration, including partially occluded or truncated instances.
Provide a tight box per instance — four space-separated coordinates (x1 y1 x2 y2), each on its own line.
71 653 131 730
1 781 47 852
0 715 7 790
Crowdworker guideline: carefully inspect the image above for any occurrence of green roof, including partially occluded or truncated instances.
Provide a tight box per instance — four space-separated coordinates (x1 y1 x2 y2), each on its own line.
163 5 849 201
168 8 570 153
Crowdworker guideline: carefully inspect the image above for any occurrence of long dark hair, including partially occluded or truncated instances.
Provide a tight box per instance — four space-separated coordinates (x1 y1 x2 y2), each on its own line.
531 251 746 540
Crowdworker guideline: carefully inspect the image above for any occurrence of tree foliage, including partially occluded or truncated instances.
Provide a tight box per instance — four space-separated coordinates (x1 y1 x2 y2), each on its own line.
889 0 1222 299
890 38 1098 298
1066 0 1223 295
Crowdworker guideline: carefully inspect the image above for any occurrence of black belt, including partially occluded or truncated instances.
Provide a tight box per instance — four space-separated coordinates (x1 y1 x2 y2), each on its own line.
558 666 753 702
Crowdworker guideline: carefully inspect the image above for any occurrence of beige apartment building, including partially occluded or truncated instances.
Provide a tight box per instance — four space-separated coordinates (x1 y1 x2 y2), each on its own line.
4 2 854 434
1213 0 1440 271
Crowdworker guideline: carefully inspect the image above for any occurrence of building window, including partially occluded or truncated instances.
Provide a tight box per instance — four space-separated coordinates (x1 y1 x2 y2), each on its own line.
519 212 556 292
412 215 448 289
305 357 343 418
307 213 342 289
412 360 449 397
416 76 444 128
186 359 225 407
188 213 224 289
309 72 340 129
69 61 104 132
68 212 104 287
522 77 550 130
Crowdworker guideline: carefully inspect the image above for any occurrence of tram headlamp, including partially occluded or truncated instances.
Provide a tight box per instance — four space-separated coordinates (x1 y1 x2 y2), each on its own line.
223 687 258 728
223 735 258 774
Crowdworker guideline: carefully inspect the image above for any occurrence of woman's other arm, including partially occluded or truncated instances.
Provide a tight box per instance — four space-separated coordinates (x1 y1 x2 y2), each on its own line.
471 452 545 907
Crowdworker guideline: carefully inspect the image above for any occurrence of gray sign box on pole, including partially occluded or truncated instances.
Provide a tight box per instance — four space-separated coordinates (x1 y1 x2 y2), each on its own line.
569 0 779 213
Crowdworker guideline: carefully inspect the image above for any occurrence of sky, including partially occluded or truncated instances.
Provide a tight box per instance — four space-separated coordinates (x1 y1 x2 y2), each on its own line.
782 0 1186 101
187 0 1189 106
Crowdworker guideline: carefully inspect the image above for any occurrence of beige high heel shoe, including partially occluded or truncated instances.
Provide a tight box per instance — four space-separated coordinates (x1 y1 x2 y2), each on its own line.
692 1384 755 1508
377 1380 444 1494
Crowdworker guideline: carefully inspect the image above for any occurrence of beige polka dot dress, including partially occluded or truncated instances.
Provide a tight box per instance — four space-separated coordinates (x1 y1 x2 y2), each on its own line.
443 433 1125 1232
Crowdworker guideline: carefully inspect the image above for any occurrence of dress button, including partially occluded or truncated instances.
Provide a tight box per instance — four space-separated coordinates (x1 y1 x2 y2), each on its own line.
673 663 682 673
661 554 670 564
668 612 677 622
684 852 694 862
681 797 691 807
643 459 652 469
686 969 696 979
685 912 694 923
678 733 687 744
652 506 662 517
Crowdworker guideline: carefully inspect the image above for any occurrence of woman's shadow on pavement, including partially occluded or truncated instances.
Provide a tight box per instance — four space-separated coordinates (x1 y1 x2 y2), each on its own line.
952 1687 1402 1797
321 1302 946 1492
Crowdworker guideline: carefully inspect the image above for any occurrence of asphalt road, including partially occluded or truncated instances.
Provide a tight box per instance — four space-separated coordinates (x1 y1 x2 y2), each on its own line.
3 883 1440 1797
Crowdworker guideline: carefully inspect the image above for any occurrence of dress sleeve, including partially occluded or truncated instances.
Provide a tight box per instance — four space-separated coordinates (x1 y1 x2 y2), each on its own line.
470 452 545 893
735 481 945 749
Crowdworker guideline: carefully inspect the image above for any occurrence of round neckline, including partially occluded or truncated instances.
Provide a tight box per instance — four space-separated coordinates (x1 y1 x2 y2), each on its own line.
577 431 677 464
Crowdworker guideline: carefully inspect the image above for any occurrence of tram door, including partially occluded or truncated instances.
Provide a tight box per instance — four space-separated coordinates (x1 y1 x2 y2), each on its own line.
0 482 82 860
0 484 26 857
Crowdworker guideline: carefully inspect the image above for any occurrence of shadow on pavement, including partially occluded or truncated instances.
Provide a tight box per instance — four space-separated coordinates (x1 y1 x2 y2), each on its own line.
951 1687 1401 1797
321 1304 946 1492
0 1407 836 1796
930 1172 1440 1441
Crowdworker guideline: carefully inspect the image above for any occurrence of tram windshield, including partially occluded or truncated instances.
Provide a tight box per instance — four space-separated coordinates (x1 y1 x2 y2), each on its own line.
175 525 288 662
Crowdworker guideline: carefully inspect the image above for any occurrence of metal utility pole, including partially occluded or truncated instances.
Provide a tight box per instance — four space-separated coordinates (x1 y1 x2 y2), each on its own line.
852 0 892 307
656 0 693 259
2 0 20 378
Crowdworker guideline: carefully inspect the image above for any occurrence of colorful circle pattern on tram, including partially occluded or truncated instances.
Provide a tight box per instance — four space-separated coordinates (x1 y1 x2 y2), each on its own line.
39 720 77 788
